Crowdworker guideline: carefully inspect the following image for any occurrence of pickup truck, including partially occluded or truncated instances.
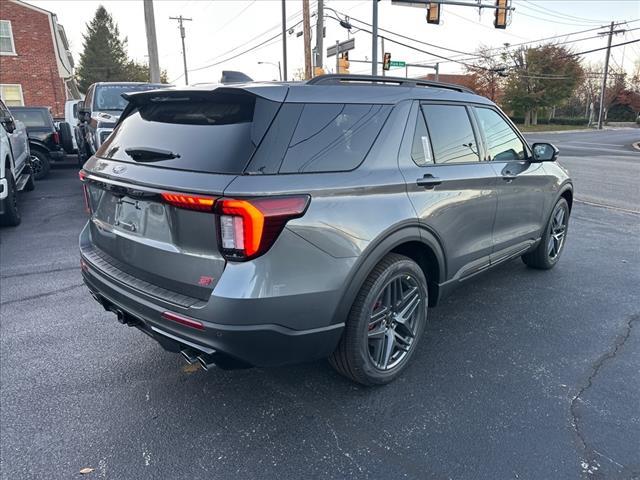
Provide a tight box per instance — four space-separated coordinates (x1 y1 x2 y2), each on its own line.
0 99 34 226
9 106 69 180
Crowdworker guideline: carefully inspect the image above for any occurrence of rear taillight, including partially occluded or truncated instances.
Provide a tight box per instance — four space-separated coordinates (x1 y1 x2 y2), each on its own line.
215 196 310 261
52 131 60 144
78 170 90 214
161 192 216 212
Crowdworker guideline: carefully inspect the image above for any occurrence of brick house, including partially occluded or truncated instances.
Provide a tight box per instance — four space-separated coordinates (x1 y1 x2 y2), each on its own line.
0 0 80 117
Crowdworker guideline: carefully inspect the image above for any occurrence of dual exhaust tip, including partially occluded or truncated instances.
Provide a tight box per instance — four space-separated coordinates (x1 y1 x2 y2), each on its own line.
181 349 216 371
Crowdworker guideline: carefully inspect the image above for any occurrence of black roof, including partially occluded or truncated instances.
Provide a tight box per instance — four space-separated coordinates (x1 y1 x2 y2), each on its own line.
125 74 495 107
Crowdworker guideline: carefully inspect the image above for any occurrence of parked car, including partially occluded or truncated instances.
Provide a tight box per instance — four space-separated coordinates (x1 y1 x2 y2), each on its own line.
8 106 68 179
77 82 170 164
0 99 34 226
64 98 83 155
78 75 573 385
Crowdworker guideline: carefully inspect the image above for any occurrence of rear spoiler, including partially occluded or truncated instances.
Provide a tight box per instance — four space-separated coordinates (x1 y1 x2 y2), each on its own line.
117 84 290 127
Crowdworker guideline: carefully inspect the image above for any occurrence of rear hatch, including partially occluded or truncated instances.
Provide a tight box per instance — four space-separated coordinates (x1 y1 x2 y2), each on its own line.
81 86 286 304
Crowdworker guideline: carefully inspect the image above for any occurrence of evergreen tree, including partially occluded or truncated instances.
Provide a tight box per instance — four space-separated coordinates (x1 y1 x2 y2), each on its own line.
76 6 128 92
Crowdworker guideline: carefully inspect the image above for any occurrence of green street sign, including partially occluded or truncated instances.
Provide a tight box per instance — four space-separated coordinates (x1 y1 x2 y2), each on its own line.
389 60 406 67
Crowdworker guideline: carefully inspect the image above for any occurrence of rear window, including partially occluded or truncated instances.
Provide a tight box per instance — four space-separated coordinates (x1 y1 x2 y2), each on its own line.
97 92 280 174
10 109 51 128
93 84 167 112
246 103 392 174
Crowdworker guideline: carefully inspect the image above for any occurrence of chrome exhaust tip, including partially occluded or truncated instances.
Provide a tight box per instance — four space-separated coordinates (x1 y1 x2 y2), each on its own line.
197 354 217 371
180 349 198 365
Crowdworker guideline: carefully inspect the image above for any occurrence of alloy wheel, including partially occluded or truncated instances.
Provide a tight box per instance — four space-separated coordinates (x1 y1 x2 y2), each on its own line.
367 274 424 370
548 205 567 260
30 155 43 177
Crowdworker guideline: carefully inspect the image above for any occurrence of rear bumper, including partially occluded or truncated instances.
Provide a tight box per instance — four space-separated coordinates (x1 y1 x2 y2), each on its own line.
81 265 343 367
49 150 65 161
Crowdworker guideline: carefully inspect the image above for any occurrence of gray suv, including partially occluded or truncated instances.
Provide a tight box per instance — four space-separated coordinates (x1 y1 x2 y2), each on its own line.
79 75 572 385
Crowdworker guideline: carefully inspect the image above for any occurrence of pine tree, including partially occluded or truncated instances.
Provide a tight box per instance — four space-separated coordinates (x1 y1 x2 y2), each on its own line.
76 6 129 92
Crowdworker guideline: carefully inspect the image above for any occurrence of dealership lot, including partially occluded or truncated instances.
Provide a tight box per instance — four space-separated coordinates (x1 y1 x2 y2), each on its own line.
1 130 639 479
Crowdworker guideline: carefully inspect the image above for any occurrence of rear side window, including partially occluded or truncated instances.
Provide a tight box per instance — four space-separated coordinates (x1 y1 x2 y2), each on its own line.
475 107 526 161
421 104 479 164
10 109 50 128
98 92 280 174
247 103 392 174
280 103 391 173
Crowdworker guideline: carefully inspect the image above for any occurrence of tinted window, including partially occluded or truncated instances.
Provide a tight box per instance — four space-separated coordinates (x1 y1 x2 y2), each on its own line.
421 104 479 164
9 109 51 128
98 93 280 174
411 110 433 166
279 103 391 173
93 84 168 112
475 108 526 161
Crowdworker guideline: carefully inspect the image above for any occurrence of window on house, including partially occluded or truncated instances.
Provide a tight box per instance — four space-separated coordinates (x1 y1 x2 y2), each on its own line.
0 20 16 55
0 85 24 106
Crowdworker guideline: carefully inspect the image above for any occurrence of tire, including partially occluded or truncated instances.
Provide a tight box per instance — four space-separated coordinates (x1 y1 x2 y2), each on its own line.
0 173 21 227
23 171 35 191
58 122 74 154
30 149 51 180
522 198 570 270
329 253 429 385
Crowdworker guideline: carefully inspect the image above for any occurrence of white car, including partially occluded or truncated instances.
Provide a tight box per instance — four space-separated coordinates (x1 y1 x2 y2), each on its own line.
0 99 34 226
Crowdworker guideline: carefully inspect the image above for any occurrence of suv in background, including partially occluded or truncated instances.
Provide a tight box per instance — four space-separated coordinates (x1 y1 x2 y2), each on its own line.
0 99 34 226
77 82 170 164
9 106 69 180
79 75 573 385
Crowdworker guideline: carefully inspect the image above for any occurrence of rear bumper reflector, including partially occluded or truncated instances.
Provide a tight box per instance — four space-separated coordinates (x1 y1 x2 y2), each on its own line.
161 311 205 330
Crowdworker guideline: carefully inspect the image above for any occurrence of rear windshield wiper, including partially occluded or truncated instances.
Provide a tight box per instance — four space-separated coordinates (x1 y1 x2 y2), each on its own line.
124 147 181 162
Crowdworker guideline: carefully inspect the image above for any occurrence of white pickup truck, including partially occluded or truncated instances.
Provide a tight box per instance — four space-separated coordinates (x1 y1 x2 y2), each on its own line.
0 99 34 226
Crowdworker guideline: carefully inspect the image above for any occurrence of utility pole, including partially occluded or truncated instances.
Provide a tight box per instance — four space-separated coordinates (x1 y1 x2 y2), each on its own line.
371 0 378 75
170 15 192 85
281 0 288 81
314 0 324 75
597 21 625 130
143 0 161 83
302 0 312 79
381 37 385 76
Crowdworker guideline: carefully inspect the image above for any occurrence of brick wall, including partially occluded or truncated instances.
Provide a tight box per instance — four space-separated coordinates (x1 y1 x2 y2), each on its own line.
0 0 67 117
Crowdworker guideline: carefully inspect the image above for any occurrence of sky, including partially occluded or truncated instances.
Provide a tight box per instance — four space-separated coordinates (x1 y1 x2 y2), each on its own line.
29 0 640 86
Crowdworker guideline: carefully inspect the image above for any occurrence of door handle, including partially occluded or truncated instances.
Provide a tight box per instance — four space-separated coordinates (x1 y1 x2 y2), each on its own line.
416 174 442 188
502 171 517 182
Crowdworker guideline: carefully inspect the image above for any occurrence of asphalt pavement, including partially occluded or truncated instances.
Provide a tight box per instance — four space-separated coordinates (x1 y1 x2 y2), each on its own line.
1 130 639 479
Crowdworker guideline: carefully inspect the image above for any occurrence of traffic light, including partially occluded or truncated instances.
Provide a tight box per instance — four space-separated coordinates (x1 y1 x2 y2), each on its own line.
494 0 508 29
383 52 391 71
426 2 441 24
338 52 350 74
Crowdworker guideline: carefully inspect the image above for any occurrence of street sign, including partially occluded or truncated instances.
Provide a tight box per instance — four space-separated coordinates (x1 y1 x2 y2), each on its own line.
390 60 406 67
327 38 355 57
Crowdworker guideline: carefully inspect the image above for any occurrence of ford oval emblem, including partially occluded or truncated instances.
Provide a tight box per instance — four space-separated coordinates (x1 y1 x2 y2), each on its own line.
112 165 127 175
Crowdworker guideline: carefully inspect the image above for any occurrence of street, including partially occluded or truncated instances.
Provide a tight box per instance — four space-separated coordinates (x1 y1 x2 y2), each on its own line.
1 129 639 479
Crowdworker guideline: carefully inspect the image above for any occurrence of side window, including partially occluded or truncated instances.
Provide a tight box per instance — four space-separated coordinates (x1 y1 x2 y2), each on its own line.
421 104 480 164
475 107 526 161
410 109 433 166
279 103 391 173
85 87 94 112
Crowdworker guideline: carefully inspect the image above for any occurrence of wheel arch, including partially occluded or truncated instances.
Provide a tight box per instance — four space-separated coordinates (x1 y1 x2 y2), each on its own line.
332 224 446 325
559 184 573 211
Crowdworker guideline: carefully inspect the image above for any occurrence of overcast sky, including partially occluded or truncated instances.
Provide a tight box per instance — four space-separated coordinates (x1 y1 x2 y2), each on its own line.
30 0 640 86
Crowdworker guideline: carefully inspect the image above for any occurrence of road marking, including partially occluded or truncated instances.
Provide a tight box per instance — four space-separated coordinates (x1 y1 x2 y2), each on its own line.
575 198 640 215
568 141 626 147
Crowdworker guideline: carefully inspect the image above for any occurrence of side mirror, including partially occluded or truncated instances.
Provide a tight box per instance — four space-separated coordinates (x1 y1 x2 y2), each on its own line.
0 117 16 134
531 142 558 162
78 106 90 122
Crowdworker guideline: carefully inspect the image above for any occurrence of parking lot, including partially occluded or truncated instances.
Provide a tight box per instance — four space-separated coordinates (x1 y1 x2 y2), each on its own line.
1 129 639 479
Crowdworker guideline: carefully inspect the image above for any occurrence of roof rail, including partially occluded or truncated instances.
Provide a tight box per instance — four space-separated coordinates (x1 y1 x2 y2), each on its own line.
306 74 475 94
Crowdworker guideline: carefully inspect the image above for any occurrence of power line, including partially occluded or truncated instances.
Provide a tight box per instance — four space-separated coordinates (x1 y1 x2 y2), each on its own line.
519 0 605 25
